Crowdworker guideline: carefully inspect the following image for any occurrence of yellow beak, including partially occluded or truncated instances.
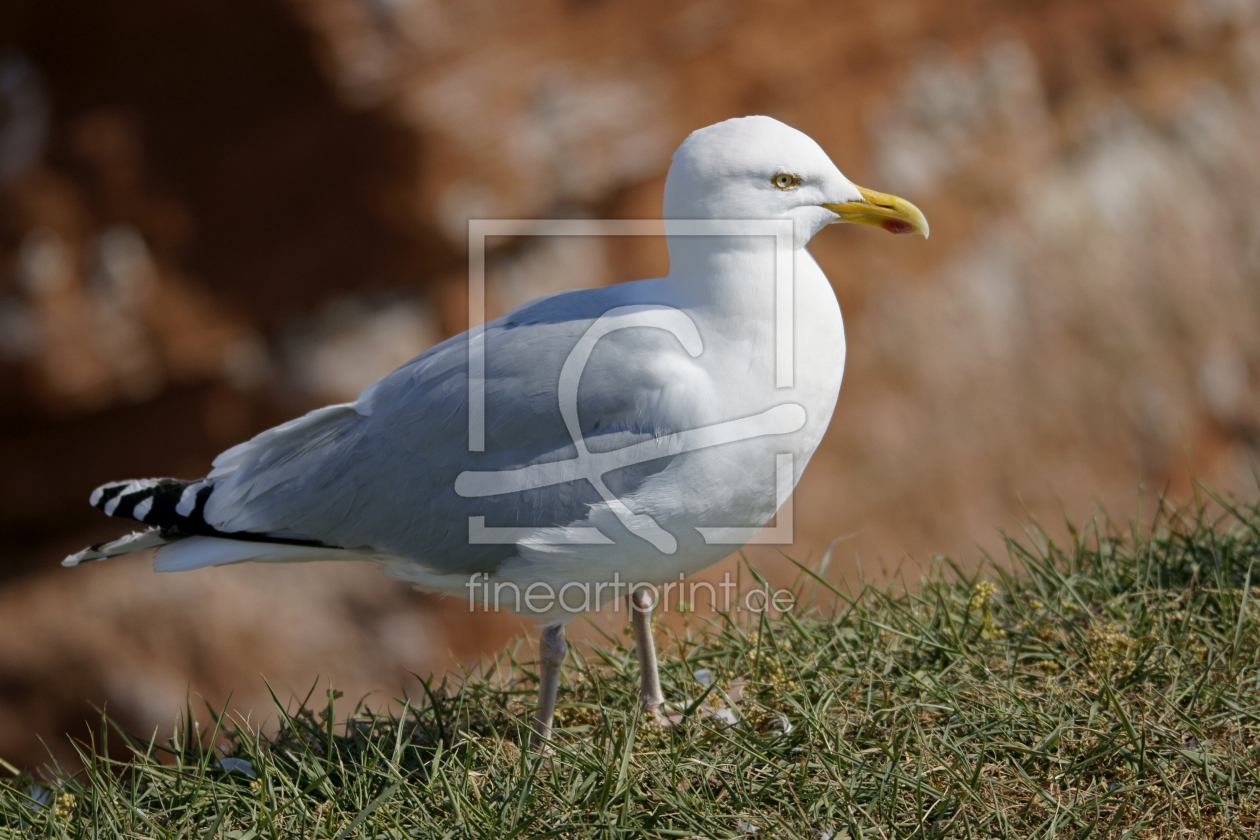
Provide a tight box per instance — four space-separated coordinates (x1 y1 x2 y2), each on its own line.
821 186 929 238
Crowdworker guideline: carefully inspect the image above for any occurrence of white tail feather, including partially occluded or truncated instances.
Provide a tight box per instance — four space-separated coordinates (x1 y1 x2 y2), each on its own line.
63 528 174 566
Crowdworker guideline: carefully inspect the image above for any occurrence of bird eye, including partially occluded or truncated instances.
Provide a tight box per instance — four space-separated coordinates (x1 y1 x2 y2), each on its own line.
773 173 799 190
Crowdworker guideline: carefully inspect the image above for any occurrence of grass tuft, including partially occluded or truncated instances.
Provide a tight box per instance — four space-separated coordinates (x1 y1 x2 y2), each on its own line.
3 496 1260 838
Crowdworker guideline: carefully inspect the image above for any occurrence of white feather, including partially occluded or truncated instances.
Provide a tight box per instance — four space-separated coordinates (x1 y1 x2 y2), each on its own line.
63 528 171 566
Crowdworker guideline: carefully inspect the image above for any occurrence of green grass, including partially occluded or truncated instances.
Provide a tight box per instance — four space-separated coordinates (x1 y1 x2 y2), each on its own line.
4 495 1260 839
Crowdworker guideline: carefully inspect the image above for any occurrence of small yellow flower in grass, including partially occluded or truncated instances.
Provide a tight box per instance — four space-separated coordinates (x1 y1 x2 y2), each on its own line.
968 581 1004 640
968 580 997 613
1087 622 1135 669
53 793 77 822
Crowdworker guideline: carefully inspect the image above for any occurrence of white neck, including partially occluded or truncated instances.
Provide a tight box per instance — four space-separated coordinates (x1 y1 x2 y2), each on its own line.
663 229 808 324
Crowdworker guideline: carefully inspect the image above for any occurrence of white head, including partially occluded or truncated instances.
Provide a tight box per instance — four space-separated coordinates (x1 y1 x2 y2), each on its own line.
663 116 928 248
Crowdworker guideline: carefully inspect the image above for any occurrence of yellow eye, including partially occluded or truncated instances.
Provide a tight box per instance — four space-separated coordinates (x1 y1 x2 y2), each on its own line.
773 173 799 190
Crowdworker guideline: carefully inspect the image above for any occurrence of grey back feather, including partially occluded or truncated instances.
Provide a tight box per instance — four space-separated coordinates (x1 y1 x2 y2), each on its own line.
201 282 705 576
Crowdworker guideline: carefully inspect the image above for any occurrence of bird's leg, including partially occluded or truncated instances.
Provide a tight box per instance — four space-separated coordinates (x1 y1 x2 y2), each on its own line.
629 588 667 718
530 624 567 749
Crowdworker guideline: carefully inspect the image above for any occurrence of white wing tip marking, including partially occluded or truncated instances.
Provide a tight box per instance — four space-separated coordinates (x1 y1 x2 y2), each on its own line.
175 481 207 517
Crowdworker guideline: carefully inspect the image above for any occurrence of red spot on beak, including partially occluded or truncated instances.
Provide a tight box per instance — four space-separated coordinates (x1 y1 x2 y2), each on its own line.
881 218 916 235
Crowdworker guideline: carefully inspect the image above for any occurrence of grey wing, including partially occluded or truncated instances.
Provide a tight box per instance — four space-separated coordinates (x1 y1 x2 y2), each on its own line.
200 285 710 575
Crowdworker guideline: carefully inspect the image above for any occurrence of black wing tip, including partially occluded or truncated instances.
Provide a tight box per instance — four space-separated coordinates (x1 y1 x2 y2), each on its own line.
89 478 212 528
86 477 336 551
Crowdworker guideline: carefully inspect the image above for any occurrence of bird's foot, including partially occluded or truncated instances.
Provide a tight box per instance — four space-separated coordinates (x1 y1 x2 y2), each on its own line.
640 698 674 729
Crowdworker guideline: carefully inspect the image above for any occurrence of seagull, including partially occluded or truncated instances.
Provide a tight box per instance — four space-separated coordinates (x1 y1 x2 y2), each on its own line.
64 116 927 746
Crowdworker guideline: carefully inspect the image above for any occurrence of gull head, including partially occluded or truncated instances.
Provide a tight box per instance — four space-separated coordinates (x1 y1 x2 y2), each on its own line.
663 115 928 247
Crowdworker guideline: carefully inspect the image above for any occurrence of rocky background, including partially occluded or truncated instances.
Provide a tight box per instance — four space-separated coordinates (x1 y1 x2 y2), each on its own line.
2 0 1259 769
